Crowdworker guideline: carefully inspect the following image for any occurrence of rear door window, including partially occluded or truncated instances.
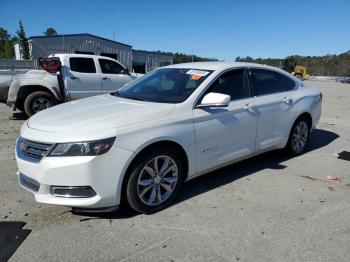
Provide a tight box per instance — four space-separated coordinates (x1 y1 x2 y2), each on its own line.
250 69 295 96
69 58 96 73
99 59 124 74
205 69 250 101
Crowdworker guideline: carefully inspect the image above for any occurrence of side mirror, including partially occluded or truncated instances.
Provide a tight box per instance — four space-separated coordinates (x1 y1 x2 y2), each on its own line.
123 68 130 75
197 92 230 108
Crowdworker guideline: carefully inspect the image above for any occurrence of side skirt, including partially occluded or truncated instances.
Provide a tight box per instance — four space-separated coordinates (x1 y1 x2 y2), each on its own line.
185 145 285 182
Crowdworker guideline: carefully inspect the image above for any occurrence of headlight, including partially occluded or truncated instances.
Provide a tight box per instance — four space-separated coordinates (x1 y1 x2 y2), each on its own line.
48 137 115 157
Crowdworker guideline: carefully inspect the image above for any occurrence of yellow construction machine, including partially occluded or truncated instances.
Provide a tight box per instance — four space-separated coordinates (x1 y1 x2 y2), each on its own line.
279 58 309 80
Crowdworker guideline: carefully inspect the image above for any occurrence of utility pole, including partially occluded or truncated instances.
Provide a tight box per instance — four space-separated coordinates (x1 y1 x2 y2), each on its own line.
62 29 65 51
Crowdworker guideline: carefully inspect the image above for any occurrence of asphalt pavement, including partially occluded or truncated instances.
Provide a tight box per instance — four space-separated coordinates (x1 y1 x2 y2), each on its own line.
0 80 349 262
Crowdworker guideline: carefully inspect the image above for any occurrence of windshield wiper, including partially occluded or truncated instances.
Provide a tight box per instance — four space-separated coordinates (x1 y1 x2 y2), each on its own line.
127 96 148 101
112 91 149 102
111 90 120 96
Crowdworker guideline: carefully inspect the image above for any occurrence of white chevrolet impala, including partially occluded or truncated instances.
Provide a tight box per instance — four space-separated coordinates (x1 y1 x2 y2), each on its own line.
16 62 322 213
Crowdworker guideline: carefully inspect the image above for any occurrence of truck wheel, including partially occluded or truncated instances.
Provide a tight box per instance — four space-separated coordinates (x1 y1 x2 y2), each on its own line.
24 91 56 117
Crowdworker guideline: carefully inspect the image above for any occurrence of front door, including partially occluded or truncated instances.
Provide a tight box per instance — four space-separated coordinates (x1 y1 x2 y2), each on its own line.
98 58 133 93
65 57 101 100
193 69 258 173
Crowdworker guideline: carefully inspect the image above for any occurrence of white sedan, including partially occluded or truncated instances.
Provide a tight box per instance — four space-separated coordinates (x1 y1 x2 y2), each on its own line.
16 62 322 213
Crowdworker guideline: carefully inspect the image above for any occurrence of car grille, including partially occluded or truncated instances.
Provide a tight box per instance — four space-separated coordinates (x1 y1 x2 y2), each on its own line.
19 173 40 192
17 138 54 162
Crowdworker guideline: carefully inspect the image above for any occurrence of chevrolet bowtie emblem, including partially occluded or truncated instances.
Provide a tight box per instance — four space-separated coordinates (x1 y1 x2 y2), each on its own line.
20 142 28 154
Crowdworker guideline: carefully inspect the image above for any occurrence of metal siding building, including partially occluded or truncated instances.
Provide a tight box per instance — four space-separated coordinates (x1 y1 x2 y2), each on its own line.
28 34 133 70
132 50 173 73
19 34 173 72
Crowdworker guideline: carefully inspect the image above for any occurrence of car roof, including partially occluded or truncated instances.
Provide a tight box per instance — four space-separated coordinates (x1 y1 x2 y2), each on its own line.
165 61 285 73
49 53 116 60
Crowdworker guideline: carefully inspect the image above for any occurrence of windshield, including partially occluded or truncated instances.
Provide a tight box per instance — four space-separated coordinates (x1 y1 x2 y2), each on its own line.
115 68 213 103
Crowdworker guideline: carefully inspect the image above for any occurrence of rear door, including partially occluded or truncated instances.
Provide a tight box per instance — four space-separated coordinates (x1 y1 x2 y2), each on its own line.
249 68 297 150
65 57 101 100
98 58 133 93
193 68 258 173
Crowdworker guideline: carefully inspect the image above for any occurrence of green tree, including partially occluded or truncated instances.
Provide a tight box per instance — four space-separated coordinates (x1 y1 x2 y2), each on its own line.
136 50 218 64
0 28 10 41
232 52 350 76
0 28 15 59
43 27 57 36
17 21 30 60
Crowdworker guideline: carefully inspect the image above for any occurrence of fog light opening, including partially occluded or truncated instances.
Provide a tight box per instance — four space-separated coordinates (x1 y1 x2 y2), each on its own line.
50 186 97 198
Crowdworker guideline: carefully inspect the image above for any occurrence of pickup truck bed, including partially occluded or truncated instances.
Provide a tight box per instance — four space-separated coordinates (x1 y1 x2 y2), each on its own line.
0 70 28 101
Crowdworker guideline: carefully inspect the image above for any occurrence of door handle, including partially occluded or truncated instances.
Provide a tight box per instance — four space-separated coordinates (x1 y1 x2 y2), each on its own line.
243 103 251 110
283 97 293 104
243 103 256 111
102 77 110 80
70 76 79 80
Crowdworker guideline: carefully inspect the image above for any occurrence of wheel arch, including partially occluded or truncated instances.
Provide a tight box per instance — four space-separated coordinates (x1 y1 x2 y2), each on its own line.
16 85 59 109
294 112 312 130
285 112 313 156
281 111 313 149
118 139 189 206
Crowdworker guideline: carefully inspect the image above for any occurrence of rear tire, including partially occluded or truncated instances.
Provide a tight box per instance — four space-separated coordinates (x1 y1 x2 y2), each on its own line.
23 91 56 117
285 117 310 156
126 146 184 214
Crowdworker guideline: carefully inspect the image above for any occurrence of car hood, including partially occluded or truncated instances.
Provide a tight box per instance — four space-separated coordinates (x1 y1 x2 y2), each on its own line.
27 94 176 134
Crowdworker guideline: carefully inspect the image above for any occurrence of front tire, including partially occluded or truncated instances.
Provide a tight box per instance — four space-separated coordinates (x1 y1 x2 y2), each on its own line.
126 147 184 214
286 117 310 156
24 91 56 117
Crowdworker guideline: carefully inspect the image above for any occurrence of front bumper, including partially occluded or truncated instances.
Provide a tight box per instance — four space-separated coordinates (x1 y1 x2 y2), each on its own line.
16 139 134 209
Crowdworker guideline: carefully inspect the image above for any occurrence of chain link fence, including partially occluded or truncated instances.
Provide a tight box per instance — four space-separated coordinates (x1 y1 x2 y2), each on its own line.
0 59 39 71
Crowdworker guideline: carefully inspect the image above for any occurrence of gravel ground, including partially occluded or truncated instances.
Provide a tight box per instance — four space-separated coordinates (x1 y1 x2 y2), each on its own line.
0 80 349 262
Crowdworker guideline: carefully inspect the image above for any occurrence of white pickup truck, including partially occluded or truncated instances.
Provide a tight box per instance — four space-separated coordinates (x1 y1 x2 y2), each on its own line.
6 54 140 116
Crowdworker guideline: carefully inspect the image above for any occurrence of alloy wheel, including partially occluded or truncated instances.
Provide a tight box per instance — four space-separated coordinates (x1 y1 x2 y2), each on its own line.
291 121 308 153
137 155 178 206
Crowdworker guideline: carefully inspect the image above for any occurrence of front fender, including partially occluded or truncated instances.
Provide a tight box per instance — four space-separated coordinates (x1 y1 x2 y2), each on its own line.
113 117 196 202
113 135 194 206
116 117 196 173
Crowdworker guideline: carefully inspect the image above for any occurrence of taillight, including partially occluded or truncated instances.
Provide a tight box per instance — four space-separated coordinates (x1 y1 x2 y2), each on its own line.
320 92 323 102
39 57 61 73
